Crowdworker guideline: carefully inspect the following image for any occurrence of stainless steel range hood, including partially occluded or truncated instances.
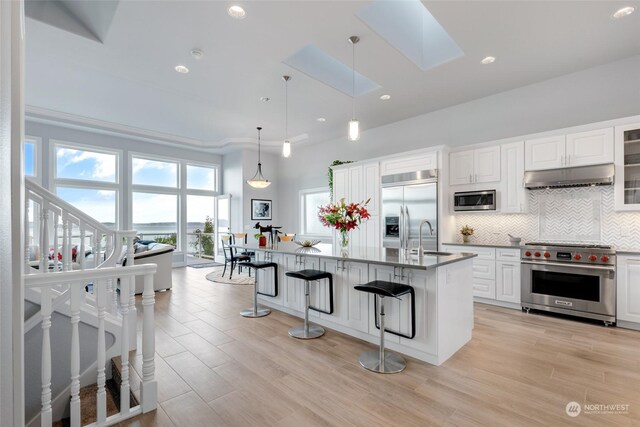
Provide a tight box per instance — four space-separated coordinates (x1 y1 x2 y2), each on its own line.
523 163 614 189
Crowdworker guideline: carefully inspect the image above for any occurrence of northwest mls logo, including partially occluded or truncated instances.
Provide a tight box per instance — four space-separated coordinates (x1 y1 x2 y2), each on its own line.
566 401 581 417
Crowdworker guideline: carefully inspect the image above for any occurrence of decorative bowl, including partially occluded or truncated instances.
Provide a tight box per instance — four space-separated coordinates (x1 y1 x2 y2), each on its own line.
293 239 320 247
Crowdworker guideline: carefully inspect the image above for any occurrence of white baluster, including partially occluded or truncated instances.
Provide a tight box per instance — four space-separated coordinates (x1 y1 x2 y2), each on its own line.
25 198 31 274
129 273 137 351
40 206 50 272
93 230 99 268
52 212 59 271
62 214 69 271
69 283 81 426
141 273 157 412
119 276 131 414
40 286 53 427
96 279 107 424
79 227 86 270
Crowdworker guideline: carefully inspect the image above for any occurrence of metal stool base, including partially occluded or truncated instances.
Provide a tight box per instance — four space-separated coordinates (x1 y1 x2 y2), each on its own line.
359 350 406 374
288 324 325 339
240 307 271 318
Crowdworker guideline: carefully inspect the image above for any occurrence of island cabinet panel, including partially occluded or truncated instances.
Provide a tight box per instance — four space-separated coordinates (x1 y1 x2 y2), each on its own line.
366 264 417 344
314 259 369 333
282 254 318 313
255 252 284 306
399 268 438 356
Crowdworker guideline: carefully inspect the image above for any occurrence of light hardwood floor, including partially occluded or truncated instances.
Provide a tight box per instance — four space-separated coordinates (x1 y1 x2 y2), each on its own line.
119 266 640 426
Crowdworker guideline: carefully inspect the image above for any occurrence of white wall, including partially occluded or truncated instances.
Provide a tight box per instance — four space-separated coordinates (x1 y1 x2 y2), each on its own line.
277 54 640 232
0 1 24 424
222 149 281 237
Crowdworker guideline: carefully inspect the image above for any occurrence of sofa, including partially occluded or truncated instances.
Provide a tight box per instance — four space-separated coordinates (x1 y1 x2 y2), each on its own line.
121 242 174 294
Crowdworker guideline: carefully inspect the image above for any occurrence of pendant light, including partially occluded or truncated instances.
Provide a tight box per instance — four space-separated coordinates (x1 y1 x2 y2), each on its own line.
282 75 292 158
348 35 360 142
246 127 271 188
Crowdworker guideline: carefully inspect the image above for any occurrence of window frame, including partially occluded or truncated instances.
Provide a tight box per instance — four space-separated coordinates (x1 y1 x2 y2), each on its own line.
51 139 122 229
24 136 42 183
299 187 331 238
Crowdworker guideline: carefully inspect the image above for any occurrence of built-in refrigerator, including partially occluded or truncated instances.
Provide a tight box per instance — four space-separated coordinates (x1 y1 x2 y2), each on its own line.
381 170 438 253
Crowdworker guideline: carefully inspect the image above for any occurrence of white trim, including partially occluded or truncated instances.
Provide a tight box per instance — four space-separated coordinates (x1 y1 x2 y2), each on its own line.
24 135 41 182
299 187 331 238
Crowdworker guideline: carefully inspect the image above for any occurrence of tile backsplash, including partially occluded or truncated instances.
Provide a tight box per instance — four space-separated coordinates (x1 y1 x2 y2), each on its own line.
454 186 640 250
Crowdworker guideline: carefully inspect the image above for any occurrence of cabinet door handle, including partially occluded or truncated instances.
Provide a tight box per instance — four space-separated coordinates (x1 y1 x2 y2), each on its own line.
469 174 472 183
475 174 478 183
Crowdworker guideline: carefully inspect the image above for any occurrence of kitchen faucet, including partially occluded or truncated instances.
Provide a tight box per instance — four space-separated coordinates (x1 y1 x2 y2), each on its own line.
418 220 434 257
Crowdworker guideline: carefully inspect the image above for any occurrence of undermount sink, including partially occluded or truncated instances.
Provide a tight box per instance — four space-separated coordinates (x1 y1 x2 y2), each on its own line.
409 249 453 256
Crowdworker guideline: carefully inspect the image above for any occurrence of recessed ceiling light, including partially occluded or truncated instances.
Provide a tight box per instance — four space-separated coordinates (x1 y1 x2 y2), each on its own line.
260 97 270 102
380 94 391 100
612 6 635 19
228 5 246 19
317 117 326 122
190 49 204 60
174 65 189 74
481 56 496 65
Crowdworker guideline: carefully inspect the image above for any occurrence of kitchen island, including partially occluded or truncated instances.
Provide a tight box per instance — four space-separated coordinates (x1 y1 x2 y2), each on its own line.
231 242 476 366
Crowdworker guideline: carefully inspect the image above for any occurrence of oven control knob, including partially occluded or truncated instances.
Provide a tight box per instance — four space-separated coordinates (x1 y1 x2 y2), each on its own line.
588 255 597 262
601 255 610 263
574 253 582 260
534 252 541 257
544 252 551 258
525 251 532 257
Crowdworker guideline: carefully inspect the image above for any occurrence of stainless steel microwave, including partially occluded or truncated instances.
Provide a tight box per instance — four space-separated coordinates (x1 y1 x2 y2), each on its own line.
453 190 496 212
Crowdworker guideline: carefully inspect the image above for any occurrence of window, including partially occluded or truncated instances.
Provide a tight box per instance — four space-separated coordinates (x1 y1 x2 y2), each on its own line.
300 188 330 236
53 141 120 229
132 192 178 242
24 141 36 176
187 164 217 191
132 157 178 188
55 145 117 183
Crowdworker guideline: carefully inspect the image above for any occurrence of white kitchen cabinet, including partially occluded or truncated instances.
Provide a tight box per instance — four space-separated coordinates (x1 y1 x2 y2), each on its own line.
449 150 475 186
449 146 500 186
496 261 520 304
442 245 521 306
380 151 438 176
282 254 318 312
255 252 284 306
501 141 527 213
614 123 640 211
317 258 369 332
525 128 614 171
331 161 380 249
565 128 614 167
617 255 640 324
399 268 438 356
525 135 565 171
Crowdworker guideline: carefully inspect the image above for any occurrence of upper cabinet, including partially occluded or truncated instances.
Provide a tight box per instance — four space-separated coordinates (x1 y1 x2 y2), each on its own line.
614 123 640 211
565 128 614 167
501 141 527 213
449 146 500 186
524 135 565 171
525 128 614 171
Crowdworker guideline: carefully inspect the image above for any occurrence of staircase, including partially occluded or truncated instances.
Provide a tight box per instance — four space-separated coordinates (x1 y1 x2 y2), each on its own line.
23 178 158 426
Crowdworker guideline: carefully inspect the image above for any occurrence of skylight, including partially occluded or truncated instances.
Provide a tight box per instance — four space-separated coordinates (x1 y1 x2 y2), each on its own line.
283 44 381 97
357 0 464 71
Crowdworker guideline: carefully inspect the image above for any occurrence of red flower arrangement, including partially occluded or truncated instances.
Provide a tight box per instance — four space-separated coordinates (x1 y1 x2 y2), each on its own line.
318 198 371 247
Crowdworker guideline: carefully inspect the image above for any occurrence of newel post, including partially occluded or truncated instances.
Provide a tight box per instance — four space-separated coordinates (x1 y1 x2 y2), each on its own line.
140 272 157 412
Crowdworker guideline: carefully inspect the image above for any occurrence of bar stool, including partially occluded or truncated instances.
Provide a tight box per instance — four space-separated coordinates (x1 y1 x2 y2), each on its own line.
354 280 415 374
285 269 333 339
240 261 278 318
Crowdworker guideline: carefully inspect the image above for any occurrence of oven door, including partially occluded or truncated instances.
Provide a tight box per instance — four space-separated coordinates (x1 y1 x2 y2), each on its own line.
521 261 615 316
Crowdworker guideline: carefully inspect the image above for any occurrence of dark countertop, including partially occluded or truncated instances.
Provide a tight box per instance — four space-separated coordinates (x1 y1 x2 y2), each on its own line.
231 242 476 270
442 242 524 249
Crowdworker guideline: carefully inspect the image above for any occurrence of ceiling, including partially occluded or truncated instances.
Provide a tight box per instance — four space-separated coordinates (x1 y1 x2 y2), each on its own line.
25 1 640 152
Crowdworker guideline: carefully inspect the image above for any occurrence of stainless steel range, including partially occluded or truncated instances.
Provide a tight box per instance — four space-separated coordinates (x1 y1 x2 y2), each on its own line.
521 242 616 325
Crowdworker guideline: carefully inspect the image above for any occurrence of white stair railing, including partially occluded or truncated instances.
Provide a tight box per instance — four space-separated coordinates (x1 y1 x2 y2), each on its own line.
24 264 158 427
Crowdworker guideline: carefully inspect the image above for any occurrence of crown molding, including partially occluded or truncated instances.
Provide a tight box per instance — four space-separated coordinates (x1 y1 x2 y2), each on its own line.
25 105 311 154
